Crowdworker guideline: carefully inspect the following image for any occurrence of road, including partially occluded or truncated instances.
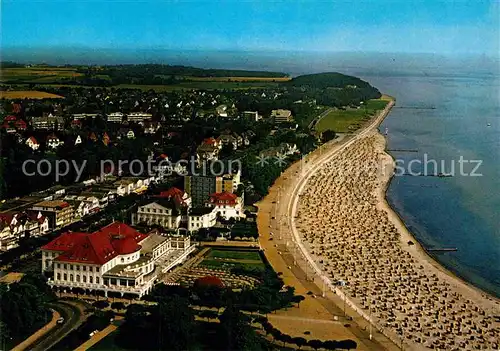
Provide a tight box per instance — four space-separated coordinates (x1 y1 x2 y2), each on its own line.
28 300 87 351
307 107 333 130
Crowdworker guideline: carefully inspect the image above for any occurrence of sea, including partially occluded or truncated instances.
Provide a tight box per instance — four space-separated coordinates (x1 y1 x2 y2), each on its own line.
5 49 500 297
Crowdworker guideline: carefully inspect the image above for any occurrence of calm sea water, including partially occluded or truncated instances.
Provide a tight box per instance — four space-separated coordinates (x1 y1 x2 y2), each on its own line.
7 49 500 297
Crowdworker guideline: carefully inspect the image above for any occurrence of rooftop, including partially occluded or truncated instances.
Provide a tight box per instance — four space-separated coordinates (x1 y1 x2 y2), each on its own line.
42 222 148 265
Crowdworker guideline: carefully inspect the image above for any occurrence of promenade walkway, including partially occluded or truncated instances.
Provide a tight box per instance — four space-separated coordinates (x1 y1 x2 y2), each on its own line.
257 104 400 350
11 309 60 351
74 316 124 351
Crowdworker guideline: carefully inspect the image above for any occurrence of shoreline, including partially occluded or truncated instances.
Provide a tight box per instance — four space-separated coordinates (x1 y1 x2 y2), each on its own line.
377 123 500 307
259 96 499 350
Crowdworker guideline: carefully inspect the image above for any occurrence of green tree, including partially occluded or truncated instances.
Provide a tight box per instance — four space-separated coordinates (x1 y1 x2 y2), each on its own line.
219 300 262 351
308 339 324 350
154 296 196 350
293 336 308 349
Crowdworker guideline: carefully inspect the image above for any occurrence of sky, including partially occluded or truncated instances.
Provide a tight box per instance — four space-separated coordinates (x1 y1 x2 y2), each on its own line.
1 0 499 56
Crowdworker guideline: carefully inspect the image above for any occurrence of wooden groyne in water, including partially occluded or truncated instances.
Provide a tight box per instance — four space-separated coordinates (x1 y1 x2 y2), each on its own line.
427 248 458 252
387 149 419 152
394 106 436 110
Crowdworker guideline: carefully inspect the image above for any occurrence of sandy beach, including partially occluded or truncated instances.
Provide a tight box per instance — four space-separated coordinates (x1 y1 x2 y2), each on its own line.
284 100 500 350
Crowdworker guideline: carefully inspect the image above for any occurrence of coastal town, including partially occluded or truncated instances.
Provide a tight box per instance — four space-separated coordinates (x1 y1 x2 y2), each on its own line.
1 65 499 351
2 0 499 350
0 66 389 350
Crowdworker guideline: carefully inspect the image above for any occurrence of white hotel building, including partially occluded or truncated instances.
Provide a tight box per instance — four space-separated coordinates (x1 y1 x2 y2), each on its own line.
41 222 195 297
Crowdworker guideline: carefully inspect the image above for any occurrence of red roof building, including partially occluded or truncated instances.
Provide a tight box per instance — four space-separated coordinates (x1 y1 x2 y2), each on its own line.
41 221 194 298
42 222 148 265
15 119 27 130
208 192 238 206
4 115 17 122
203 137 218 145
154 187 191 207
207 192 243 220
71 119 82 127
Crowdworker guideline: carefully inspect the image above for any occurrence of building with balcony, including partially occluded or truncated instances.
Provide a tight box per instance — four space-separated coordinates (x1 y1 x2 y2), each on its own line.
127 112 153 123
206 192 244 220
0 212 49 251
271 109 293 123
187 207 217 232
131 198 183 229
31 200 74 229
31 114 64 130
184 169 241 207
41 222 195 298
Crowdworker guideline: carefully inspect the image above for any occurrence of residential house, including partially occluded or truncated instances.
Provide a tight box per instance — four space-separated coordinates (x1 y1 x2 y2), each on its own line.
187 207 218 232
143 121 160 134
15 119 27 131
26 136 40 151
242 111 261 121
0 212 50 251
30 200 74 229
46 134 64 149
154 187 192 208
217 133 242 150
206 192 244 220
3 116 28 133
71 119 82 129
216 105 228 117
73 113 98 120
64 195 100 218
259 143 299 161
196 137 222 162
127 112 152 123
107 112 124 123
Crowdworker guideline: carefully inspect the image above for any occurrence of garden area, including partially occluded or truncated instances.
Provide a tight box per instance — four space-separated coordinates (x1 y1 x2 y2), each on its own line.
169 248 267 289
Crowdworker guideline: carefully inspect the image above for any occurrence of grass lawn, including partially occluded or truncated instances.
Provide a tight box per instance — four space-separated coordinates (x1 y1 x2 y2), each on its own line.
199 259 266 271
208 249 261 261
315 98 389 133
200 249 266 271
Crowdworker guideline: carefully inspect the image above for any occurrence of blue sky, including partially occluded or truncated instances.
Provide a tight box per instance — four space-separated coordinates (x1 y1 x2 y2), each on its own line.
1 0 498 55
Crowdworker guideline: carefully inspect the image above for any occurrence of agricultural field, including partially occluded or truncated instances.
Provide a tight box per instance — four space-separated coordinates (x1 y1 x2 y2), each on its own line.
186 76 291 82
315 98 389 133
0 67 83 83
0 90 64 99
116 80 279 91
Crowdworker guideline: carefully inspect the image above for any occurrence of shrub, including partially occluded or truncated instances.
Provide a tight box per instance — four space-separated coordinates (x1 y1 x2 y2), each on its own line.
92 300 109 309
111 302 126 310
